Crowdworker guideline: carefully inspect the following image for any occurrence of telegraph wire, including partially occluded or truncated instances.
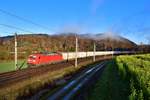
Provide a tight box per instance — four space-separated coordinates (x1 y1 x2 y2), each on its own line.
0 24 35 34
0 8 51 31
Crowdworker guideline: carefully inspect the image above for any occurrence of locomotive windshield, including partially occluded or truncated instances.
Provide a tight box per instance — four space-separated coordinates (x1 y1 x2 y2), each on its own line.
29 55 36 59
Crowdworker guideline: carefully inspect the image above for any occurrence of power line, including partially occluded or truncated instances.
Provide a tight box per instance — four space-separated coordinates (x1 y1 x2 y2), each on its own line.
0 24 35 34
0 8 51 31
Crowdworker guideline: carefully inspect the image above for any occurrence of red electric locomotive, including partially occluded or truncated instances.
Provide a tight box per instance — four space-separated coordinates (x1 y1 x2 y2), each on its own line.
27 52 63 67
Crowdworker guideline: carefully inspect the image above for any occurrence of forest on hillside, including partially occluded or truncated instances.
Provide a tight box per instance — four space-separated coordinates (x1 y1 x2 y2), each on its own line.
0 33 145 61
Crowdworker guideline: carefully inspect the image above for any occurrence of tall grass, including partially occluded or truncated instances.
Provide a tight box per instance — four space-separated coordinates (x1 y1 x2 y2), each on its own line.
116 55 150 100
89 54 150 100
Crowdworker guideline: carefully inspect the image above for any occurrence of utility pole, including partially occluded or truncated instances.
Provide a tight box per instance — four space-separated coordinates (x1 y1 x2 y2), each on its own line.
15 33 18 70
140 42 143 53
75 36 78 67
104 44 107 59
93 42 96 62
112 43 114 58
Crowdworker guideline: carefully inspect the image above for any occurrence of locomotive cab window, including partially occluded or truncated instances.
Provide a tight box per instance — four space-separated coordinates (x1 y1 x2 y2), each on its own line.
29 56 36 59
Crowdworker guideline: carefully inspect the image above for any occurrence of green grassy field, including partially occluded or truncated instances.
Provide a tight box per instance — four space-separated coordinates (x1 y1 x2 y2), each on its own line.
89 54 150 100
0 60 27 73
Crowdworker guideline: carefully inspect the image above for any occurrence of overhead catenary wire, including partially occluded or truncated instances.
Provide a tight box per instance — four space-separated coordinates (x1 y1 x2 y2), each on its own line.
0 8 52 31
0 24 35 34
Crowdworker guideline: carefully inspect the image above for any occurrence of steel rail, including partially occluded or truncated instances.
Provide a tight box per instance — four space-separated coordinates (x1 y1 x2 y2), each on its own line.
47 61 107 100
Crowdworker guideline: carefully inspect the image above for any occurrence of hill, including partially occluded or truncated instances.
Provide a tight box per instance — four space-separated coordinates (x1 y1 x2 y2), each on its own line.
81 33 137 50
0 33 137 60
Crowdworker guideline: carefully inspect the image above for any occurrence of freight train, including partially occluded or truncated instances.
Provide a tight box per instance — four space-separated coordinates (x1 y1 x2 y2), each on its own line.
27 51 135 66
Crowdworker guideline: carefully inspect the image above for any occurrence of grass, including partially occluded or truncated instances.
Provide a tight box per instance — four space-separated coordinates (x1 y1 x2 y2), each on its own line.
0 60 27 73
88 60 129 100
89 54 150 100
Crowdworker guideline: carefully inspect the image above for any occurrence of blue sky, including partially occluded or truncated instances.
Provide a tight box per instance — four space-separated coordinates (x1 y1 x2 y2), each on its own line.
0 0 150 44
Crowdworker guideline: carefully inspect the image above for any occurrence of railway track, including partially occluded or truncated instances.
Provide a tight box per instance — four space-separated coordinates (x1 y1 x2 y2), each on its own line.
0 56 112 88
47 61 107 100
0 60 74 88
